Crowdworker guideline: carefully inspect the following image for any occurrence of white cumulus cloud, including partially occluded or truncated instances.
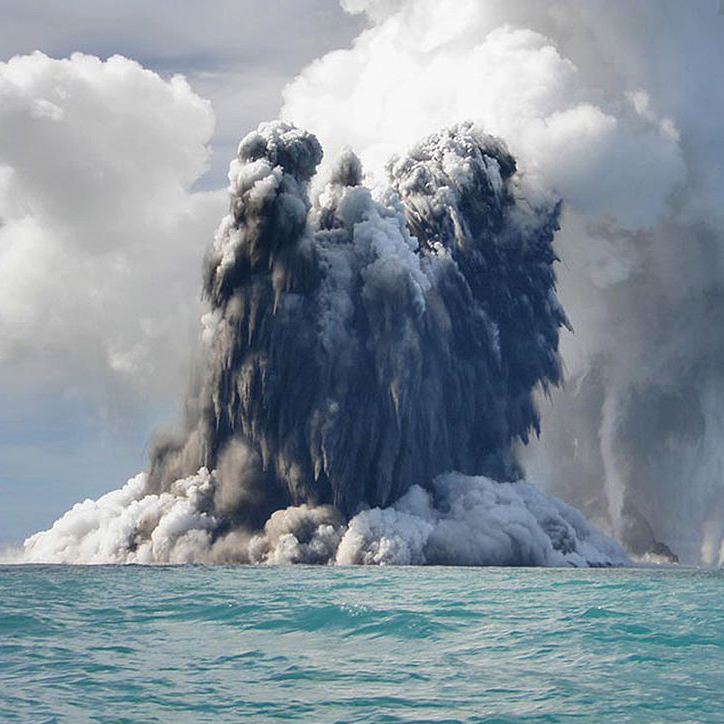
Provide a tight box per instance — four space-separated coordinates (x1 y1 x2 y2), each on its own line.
0 52 225 400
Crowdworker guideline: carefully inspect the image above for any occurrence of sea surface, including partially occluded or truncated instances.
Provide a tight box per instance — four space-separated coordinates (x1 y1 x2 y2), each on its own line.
1 565 722 723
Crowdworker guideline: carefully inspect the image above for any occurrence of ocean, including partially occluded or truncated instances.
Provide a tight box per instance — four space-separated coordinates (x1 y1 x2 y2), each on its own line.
1 565 722 723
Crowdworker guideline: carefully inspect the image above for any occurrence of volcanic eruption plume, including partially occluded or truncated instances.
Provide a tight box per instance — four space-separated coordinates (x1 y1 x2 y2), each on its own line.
19 121 627 566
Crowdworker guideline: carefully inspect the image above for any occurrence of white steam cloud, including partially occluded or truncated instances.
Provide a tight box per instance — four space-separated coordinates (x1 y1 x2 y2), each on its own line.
20 470 626 566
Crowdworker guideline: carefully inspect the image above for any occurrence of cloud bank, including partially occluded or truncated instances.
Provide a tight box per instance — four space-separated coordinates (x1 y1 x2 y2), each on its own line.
0 52 223 400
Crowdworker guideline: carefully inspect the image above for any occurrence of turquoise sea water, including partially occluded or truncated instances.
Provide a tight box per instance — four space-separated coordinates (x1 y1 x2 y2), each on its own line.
1 566 722 723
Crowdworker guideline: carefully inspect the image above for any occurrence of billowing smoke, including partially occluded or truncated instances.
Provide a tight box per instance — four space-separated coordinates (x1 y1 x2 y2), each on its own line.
150 120 566 517
16 120 627 566
280 0 724 566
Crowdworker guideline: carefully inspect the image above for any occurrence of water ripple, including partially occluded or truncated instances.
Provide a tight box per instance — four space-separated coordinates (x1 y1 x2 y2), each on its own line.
1 565 723 723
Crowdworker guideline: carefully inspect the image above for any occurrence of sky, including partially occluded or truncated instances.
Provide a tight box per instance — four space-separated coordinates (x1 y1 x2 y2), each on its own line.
0 1 365 545
2 1 724 564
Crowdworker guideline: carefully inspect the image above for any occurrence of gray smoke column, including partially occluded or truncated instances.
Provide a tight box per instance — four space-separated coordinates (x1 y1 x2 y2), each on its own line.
148 120 564 520
16 121 626 566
